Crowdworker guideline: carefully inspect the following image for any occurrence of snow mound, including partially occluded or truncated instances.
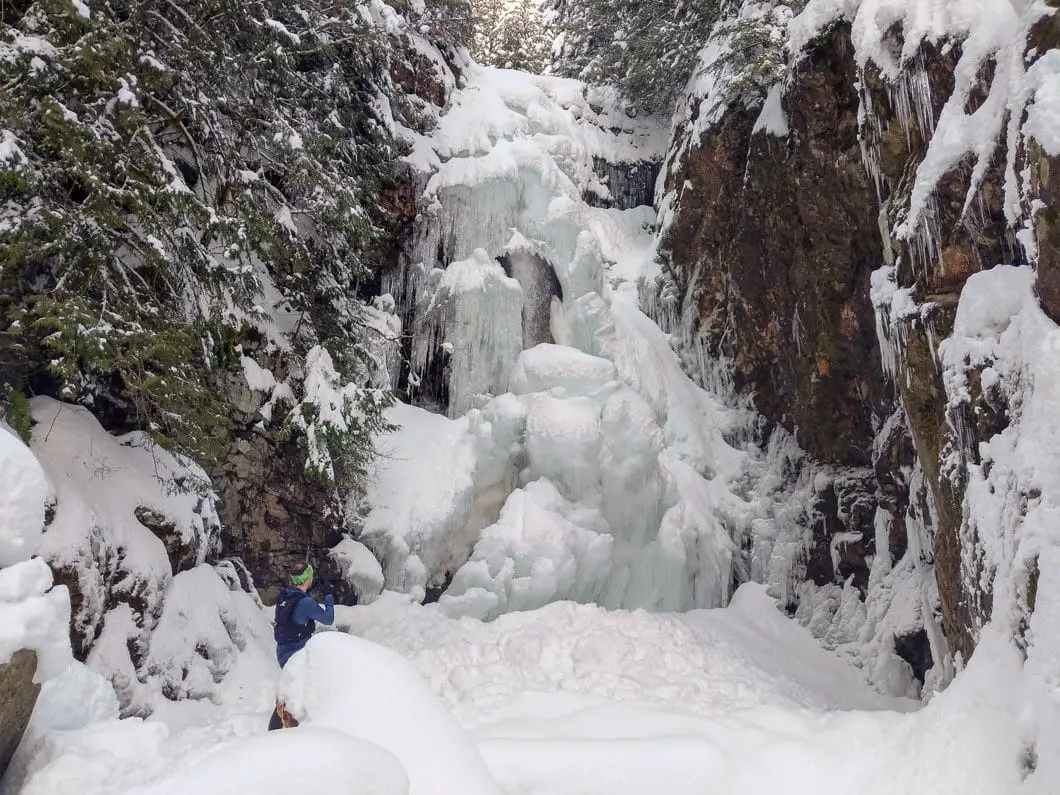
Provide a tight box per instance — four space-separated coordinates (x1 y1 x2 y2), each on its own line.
30 397 220 642
280 632 502 795
0 423 50 566
347 583 907 719
0 558 71 679
142 728 409 795
337 586 1032 794
142 564 274 702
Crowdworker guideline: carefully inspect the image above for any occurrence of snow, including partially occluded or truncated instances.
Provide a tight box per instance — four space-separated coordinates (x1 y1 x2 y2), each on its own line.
28 398 218 660
329 537 385 603
0 558 71 679
6 574 1038 795
509 344 616 396
752 83 790 137
8 15 1060 795
280 633 502 795
140 729 409 795
142 564 274 702
0 425 50 567
786 0 1057 249
239 355 276 392
0 130 26 165
360 402 485 596
325 585 1030 795
933 264 1060 790
0 424 73 703
367 57 777 621
1022 49 1060 156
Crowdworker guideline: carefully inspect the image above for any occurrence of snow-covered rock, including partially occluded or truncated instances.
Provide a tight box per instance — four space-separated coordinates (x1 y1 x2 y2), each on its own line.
280 632 502 795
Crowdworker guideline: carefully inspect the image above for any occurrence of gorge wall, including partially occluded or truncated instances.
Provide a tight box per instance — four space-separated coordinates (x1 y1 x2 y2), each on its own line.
652 1 1060 682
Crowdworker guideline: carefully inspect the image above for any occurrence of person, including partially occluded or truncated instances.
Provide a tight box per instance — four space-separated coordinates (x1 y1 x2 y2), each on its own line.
268 561 335 730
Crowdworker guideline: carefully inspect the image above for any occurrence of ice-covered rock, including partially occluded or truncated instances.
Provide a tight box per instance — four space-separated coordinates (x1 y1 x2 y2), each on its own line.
330 538 386 604
509 344 617 396
440 481 614 619
413 249 524 417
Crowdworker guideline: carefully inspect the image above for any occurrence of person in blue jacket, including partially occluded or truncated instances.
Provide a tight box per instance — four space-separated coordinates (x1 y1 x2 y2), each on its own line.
268 561 335 730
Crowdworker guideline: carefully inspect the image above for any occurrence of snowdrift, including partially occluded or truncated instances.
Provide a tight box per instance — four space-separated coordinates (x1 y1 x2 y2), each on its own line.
280 632 503 795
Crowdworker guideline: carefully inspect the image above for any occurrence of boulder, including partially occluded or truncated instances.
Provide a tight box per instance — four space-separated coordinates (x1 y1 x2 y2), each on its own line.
0 649 40 776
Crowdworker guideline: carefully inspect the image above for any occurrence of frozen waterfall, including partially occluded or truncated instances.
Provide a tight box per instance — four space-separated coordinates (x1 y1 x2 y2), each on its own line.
361 65 793 618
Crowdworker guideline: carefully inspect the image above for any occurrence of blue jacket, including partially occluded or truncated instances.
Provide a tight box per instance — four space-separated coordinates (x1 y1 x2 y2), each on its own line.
275 587 335 668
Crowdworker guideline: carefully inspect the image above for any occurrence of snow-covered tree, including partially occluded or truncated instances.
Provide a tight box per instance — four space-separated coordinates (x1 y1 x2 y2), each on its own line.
547 0 800 114
471 0 550 72
548 0 723 113
0 0 453 491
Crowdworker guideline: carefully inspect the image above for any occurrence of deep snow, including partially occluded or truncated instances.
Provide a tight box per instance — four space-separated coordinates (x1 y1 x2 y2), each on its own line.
3 0 1060 792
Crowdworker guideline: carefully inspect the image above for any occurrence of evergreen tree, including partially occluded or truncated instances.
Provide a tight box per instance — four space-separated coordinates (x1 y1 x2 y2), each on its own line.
471 0 550 72
548 0 799 114
0 0 458 492
548 0 724 113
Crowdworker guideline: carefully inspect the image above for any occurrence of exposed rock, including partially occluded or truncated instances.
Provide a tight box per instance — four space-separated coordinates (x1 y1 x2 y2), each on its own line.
498 250 562 350
585 157 662 210
804 470 878 594
859 33 1025 660
0 649 40 776
660 25 891 470
214 433 346 603
135 506 200 575
894 628 933 683
1029 3 1060 323
658 16 1054 669
390 50 451 108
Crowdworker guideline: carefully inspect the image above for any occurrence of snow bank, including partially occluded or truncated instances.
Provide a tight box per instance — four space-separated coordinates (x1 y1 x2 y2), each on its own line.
0 424 50 566
13 397 276 719
30 397 219 639
280 632 502 795
0 422 74 753
143 564 275 701
338 587 1033 794
141 729 409 795
0 558 71 679
346 583 907 720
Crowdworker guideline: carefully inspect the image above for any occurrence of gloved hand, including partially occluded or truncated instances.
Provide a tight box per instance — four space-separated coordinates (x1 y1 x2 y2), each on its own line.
315 578 335 597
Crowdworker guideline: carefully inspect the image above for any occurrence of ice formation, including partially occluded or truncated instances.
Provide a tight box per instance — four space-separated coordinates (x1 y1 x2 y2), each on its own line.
361 62 806 625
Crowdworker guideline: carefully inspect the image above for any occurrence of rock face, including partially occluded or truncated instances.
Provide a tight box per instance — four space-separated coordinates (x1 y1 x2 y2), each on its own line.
586 158 662 210
1030 5 1060 324
0 649 40 776
658 25 894 609
658 17 1059 674
215 433 345 604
